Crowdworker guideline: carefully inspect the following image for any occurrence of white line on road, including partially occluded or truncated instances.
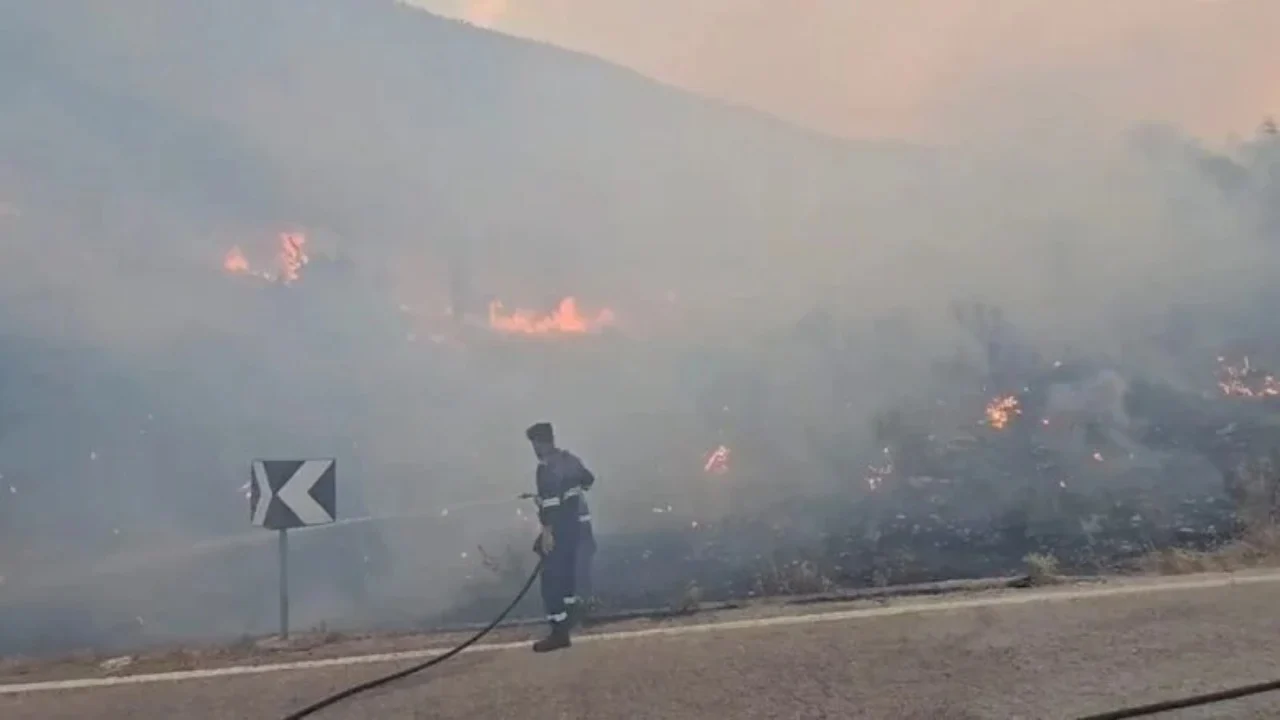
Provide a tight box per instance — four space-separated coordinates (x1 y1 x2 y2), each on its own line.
3 570 1278 695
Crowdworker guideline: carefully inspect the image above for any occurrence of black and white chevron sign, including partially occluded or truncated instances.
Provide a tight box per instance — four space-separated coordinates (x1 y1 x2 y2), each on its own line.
249 459 336 530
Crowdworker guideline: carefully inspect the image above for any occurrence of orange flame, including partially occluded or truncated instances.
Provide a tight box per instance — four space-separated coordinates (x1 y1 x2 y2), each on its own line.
221 232 309 285
223 246 250 274
985 395 1021 429
488 297 616 335
278 232 308 285
703 445 731 475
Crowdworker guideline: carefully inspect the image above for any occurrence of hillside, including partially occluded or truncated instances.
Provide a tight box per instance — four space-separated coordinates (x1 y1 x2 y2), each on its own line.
0 0 921 323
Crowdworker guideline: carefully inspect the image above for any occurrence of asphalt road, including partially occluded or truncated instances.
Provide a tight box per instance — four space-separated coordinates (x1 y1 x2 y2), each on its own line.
5 572 1280 719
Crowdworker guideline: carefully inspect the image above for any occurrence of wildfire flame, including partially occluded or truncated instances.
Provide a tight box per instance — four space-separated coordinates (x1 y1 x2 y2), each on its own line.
985 395 1022 429
222 232 309 285
1216 356 1280 398
223 246 250 274
278 232 308 285
488 297 616 336
703 445 731 475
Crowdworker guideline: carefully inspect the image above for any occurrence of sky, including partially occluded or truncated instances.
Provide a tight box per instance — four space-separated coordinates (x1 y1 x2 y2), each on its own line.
412 0 1278 141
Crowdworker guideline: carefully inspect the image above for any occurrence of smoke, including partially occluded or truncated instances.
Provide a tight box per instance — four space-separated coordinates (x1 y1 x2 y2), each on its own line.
1 0 1279 654
1045 370 1131 438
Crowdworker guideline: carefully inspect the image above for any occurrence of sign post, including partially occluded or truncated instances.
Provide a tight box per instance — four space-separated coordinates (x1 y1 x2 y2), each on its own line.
278 528 289 639
249 459 337 640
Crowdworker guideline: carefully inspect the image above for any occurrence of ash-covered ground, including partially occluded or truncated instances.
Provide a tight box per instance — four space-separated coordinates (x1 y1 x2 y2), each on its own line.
8 301 1280 657
444 303 1280 623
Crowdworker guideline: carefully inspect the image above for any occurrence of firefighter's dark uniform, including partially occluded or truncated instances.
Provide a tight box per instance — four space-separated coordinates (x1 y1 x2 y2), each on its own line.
533 448 584 650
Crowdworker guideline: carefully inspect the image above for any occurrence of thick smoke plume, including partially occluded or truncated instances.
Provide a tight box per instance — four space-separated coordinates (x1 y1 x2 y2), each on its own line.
1 0 1279 655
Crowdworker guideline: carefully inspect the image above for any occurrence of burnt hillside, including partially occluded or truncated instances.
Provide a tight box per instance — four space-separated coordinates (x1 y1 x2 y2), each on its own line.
0 0 922 314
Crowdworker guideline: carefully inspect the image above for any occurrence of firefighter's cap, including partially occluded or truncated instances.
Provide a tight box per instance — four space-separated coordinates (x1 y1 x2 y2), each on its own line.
525 422 555 444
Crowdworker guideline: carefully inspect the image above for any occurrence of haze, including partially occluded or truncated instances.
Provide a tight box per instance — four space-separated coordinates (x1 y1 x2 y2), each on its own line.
420 0 1278 140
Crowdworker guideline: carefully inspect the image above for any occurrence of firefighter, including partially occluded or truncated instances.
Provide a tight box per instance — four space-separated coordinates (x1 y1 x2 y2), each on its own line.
526 421 594 652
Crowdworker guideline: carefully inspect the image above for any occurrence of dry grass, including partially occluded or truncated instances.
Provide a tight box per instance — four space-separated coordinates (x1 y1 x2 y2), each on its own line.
1139 526 1280 575
1022 553 1061 586
1136 459 1280 575
673 580 703 614
1148 547 1215 575
752 559 835 596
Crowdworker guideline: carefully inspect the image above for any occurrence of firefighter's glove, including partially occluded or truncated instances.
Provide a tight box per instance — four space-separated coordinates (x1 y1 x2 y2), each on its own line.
534 526 555 556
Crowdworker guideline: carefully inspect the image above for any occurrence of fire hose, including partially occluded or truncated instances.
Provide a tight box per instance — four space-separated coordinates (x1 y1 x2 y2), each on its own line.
274 554 1280 720
275 561 1277 720
275 480 1280 720
1074 678 1280 719
279 556 542 720
279 492 550 719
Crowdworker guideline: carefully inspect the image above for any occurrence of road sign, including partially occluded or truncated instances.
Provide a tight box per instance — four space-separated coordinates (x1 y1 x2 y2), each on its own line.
248 458 337 640
249 459 336 530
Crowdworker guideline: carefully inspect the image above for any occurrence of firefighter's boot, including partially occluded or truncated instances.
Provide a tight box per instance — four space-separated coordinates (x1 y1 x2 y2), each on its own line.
532 622 572 653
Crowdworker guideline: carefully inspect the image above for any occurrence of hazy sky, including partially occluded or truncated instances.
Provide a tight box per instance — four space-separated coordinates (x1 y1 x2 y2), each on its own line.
412 0 1278 140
